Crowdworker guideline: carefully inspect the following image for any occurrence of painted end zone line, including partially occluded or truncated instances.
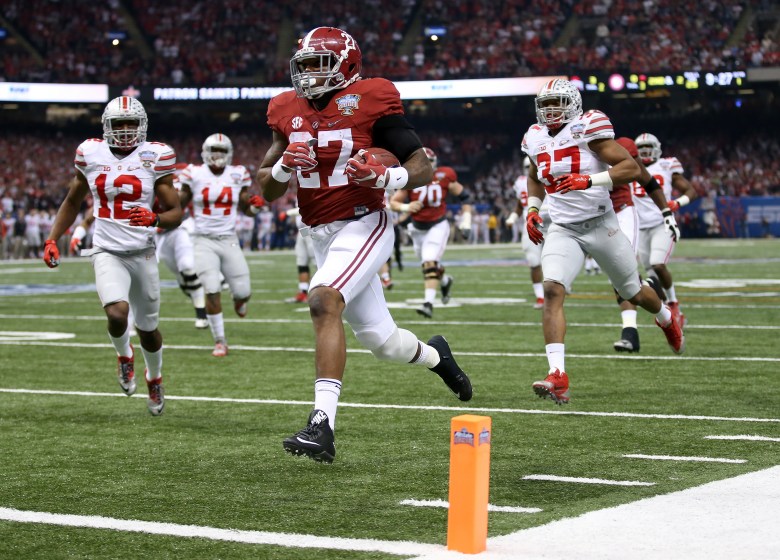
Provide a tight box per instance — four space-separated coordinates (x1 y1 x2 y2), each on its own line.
705 435 780 442
623 454 747 464
523 474 655 487
399 499 542 514
0 507 442 557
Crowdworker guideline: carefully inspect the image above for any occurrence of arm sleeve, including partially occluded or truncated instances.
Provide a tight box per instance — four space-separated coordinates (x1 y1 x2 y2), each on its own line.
372 114 423 163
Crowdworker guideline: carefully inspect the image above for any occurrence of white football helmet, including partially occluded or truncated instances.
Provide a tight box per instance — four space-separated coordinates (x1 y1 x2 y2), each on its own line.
535 78 582 130
423 147 438 169
102 96 147 149
523 156 531 175
634 133 662 164
202 133 233 168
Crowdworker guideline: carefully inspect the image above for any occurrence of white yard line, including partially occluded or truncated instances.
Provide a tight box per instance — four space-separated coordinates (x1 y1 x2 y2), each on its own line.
2 388 779 424
705 434 780 442
2 339 780 363
0 507 442 557
399 499 541 514
522 474 654 486
623 454 747 463
409 466 780 560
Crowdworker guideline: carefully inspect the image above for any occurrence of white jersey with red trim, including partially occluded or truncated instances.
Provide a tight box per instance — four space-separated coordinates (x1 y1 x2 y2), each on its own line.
522 109 615 224
181 164 251 236
511 174 549 220
74 139 176 252
632 157 683 228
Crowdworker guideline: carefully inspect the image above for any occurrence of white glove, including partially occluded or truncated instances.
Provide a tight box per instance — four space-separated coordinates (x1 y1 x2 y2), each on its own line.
662 209 680 242
459 211 472 238
505 212 519 226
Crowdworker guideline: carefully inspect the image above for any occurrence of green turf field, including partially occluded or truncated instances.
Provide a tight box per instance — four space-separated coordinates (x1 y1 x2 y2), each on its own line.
1 238 778 558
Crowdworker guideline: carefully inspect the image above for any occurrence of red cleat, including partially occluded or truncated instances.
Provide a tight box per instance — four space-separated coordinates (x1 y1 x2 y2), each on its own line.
145 373 164 416
532 368 570 404
381 277 394 290
533 297 544 309
117 346 136 396
212 341 228 357
656 311 685 354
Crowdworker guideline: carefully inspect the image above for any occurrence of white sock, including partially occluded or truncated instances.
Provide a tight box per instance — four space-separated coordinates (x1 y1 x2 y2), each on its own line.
109 328 132 358
314 378 342 431
545 343 565 372
621 309 638 329
298 281 309 293
665 285 677 303
141 346 162 380
656 305 673 325
424 287 436 304
533 282 544 299
191 286 206 309
208 313 225 342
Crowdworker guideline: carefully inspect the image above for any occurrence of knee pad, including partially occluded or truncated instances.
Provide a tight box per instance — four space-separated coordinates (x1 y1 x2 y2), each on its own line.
363 327 418 363
422 261 441 280
178 270 202 294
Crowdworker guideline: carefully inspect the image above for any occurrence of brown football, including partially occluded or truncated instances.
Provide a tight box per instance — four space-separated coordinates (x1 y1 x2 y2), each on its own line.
360 147 400 167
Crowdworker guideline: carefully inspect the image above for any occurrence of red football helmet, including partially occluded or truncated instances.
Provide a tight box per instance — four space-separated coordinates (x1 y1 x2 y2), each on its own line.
423 147 438 169
290 27 362 99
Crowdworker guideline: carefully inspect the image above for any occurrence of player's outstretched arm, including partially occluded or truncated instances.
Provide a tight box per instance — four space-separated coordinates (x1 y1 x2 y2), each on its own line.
49 173 90 245
257 131 296 202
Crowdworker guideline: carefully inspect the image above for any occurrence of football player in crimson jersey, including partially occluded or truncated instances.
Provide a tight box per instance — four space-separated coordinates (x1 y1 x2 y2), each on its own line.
43 96 182 416
633 132 698 330
610 137 680 353
257 26 472 463
521 79 684 405
389 146 473 318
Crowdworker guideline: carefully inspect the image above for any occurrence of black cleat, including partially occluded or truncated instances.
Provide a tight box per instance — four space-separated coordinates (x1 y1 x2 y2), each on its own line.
441 275 454 305
613 327 640 353
416 301 433 318
283 409 336 463
427 335 472 401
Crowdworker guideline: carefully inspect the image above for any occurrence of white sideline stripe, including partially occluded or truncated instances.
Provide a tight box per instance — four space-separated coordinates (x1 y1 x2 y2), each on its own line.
623 453 747 464
399 499 542 514
0 507 442 556
522 474 654 486
2 339 779 363
3 312 780 331
705 434 780 442
411 466 780 560
3 388 779 424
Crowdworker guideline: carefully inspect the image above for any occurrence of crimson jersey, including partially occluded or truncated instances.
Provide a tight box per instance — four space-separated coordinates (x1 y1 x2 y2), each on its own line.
267 78 404 226
409 166 457 224
610 183 634 212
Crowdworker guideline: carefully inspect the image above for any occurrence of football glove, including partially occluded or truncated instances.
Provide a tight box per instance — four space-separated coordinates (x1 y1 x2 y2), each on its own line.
286 207 300 218
129 207 160 227
526 209 544 245
43 239 60 268
667 199 680 212
281 141 317 172
346 149 390 189
459 211 472 239
505 211 519 226
554 173 591 194
662 208 680 243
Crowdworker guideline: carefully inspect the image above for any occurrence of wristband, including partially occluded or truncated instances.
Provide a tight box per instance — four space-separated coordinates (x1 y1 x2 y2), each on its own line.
385 166 409 190
152 214 160 228
271 159 292 182
589 170 613 188
72 225 87 241
399 203 410 213
527 196 543 210
528 206 540 215
675 195 691 207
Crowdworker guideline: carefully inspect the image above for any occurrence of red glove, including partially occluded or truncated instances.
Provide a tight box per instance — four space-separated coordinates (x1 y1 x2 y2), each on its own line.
554 174 591 194
281 142 317 172
129 207 159 227
346 149 390 189
526 210 544 245
248 195 264 208
667 199 680 212
43 239 60 268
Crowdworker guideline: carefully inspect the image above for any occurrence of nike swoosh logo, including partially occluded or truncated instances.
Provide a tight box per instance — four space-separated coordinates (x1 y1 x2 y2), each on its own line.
327 119 343 128
295 437 320 446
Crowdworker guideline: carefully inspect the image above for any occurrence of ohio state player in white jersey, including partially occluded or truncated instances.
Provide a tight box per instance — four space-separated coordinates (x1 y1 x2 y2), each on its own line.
259 27 472 463
632 132 698 329
180 133 264 358
506 156 550 309
521 79 684 405
43 96 182 416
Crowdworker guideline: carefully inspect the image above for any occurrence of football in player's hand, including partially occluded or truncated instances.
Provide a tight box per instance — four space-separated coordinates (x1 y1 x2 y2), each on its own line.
355 147 400 168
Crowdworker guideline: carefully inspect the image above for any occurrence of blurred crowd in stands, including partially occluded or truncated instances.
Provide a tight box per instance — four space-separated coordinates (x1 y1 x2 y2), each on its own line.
2 0 778 85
